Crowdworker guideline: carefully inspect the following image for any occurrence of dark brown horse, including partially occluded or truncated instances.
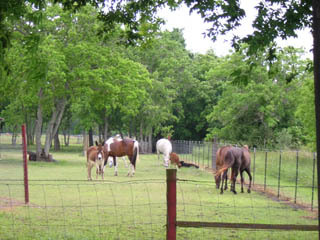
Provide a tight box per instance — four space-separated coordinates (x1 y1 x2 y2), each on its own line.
214 145 232 190
215 145 252 194
104 137 139 176
87 141 105 180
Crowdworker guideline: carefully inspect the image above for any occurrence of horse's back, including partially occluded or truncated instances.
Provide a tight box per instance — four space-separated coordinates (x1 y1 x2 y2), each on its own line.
87 146 97 161
241 146 251 169
156 138 172 154
216 145 232 167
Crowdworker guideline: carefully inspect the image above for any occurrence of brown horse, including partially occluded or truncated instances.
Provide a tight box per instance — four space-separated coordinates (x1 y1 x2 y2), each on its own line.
214 145 232 190
169 152 182 168
215 145 252 194
104 137 139 177
87 141 105 180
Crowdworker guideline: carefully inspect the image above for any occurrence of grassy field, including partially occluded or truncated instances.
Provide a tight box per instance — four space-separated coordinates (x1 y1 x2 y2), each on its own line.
0 135 318 239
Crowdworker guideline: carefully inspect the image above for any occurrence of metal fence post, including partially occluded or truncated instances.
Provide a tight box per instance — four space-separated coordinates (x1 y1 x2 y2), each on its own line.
277 151 282 198
253 148 256 185
22 124 29 204
311 152 316 211
264 151 268 191
294 150 299 204
167 169 177 240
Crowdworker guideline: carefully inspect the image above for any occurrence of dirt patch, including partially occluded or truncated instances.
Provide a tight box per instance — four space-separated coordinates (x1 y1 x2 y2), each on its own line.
0 197 39 212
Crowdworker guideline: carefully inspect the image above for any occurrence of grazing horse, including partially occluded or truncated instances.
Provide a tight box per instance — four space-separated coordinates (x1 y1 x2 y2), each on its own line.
169 152 182 168
215 146 252 194
87 141 105 180
156 138 172 167
214 145 232 190
104 137 139 177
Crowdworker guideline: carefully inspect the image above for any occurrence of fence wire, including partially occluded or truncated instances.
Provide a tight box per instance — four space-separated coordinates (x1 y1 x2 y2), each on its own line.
0 133 318 239
0 180 168 240
175 179 318 240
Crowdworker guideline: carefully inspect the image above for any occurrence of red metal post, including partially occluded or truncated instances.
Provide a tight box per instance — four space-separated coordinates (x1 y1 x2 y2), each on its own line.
22 124 29 204
167 169 177 240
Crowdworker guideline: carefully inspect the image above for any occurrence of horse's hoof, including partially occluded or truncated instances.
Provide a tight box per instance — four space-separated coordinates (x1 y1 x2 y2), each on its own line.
248 189 251 193
241 190 244 193
114 173 118 176
233 191 237 194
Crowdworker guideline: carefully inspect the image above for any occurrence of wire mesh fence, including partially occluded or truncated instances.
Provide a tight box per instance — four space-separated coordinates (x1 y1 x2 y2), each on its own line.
171 140 318 211
174 178 318 240
0 180 168 240
0 132 318 239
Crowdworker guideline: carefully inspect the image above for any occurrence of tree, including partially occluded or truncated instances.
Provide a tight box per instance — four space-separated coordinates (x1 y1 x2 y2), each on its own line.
1 0 319 228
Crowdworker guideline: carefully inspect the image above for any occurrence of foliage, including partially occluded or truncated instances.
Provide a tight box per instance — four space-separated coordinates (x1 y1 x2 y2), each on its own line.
0 1 316 151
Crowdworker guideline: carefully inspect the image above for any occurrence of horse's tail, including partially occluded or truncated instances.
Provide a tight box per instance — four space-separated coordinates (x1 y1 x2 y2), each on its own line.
215 166 229 177
132 140 139 168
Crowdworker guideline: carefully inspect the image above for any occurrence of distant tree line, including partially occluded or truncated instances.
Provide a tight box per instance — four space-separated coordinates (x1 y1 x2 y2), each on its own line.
0 2 316 160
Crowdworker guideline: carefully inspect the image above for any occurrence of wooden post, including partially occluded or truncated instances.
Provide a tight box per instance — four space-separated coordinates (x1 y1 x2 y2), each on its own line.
22 124 29 204
167 169 177 240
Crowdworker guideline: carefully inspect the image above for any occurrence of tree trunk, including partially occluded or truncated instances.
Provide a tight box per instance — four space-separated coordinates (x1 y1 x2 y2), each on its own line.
312 1 320 237
139 121 143 142
83 131 88 156
104 116 108 139
11 127 17 146
44 97 67 157
35 88 43 160
63 130 70 146
147 131 152 153
54 130 60 151
88 128 93 147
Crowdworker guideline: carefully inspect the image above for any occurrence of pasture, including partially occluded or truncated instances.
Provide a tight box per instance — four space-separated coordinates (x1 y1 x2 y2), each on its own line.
0 140 318 239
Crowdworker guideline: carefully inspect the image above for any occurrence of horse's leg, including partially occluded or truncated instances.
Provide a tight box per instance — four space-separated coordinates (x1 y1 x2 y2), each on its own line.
87 162 92 181
220 171 227 194
240 170 244 193
245 168 252 193
224 169 228 190
114 157 118 176
231 168 239 194
96 167 99 180
127 155 134 177
123 156 128 167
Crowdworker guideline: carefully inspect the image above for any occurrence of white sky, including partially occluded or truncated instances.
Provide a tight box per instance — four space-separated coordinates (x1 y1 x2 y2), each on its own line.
158 3 313 59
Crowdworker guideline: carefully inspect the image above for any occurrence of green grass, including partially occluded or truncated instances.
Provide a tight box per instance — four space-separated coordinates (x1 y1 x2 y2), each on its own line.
0 142 318 239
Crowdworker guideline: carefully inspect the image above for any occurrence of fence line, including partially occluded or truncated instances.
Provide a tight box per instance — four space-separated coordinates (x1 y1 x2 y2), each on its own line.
166 169 319 240
168 140 318 211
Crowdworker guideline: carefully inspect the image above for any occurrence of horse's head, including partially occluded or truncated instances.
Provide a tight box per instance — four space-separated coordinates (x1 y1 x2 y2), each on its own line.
215 173 221 189
96 143 105 172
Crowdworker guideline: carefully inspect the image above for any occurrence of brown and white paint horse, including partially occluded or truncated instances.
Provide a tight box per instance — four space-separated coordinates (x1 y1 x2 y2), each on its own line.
104 137 139 177
87 141 105 180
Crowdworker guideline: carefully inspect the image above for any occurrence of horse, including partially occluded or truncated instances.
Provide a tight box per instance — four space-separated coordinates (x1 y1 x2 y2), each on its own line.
106 135 128 168
215 145 252 194
214 145 232 190
87 141 105 180
104 137 139 177
169 152 182 168
156 138 172 167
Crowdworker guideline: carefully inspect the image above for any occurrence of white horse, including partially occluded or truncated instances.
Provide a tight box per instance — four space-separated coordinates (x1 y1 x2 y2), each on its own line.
156 138 172 167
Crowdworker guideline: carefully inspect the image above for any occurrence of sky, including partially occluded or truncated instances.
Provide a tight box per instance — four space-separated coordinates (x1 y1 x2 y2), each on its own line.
157 4 313 59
